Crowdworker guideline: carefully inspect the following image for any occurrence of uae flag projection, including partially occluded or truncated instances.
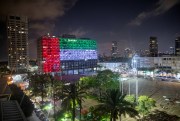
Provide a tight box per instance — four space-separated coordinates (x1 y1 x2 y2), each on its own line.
40 36 97 73
59 38 98 60
41 37 60 72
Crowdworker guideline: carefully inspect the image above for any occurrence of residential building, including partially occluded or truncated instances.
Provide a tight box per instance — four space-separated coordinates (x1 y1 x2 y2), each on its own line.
0 15 29 72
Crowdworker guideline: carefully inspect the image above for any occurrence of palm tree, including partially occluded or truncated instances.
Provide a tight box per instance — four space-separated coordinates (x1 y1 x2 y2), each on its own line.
94 89 139 121
61 82 87 121
29 74 49 102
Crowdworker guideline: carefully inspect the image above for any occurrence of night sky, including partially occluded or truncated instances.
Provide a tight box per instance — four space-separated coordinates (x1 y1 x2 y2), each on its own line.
0 0 180 60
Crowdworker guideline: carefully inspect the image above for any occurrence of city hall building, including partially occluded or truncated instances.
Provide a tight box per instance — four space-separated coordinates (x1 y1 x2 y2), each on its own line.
37 35 98 75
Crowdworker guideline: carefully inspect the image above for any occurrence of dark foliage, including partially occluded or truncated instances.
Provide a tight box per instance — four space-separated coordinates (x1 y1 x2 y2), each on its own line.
9 84 34 117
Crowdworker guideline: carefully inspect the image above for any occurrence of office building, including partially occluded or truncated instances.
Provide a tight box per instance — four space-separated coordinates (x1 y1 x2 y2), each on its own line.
132 56 180 70
149 36 158 57
0 15 29 72
37 35 98 75
175 37 180 56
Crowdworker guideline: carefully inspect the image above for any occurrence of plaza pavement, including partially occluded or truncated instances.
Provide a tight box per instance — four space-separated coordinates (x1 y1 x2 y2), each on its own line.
123 77 180 117
82 76 180 121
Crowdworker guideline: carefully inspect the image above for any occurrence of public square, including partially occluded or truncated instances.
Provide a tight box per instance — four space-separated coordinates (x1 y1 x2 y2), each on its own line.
123 77 180 116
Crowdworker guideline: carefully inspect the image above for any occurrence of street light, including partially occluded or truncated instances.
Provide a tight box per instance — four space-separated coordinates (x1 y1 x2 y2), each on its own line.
132 55 138 102
135 77 138 103
119 77 124 95
128 79 131 95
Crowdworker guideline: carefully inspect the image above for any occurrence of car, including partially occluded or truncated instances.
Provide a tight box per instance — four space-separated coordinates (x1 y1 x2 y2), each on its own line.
161 78 167 81
36 110 44 117
34 108 41 113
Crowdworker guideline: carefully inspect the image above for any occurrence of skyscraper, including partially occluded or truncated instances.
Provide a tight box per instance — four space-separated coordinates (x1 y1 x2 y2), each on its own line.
0 15 29 71
175 37 180 56
111 41 118 57
169 46 174 55
149 36 158 57
124 48 132 58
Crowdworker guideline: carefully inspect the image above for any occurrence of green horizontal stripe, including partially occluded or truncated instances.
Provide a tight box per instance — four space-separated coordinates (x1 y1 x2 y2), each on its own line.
59 38 97 49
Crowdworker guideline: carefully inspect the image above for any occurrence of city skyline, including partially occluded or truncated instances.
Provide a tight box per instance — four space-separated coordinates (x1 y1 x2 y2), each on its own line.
0 0 180 60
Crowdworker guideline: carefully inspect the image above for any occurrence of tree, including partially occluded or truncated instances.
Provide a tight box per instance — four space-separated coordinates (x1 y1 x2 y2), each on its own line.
79 76 99 99
83 106 109 121
60 82 87 121
29 74 50 102
93 89 139 121
79 76 97 89
96 70 120 99
0 65 11 77
125 95 136 106
9 84 34 117
136 95 156 117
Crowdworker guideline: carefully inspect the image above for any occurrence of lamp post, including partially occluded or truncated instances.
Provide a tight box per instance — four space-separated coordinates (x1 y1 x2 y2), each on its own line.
135 77 138 103
119 77 124 95
132 56 138 102
128 79 131 95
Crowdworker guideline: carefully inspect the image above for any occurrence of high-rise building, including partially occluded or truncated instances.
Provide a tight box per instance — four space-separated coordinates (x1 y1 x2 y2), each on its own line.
169 46 174 55
0 15 29 71
111 41 118 57
37 35 98 74
175 37 180 56
124 48 132 58
149 36 158 57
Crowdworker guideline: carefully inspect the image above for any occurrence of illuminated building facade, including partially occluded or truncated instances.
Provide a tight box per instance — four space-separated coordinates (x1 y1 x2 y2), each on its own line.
132 56 180 70
149 36 158 57
61 38 97 75
38 36 98 75
37 36 60 73
0 15 29 71
175 37 180 56
169 47 175 55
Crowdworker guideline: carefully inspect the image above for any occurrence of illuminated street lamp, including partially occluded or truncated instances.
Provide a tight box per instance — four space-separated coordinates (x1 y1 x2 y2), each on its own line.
132 55 138 102
135 77 138 103
128 79 131 95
